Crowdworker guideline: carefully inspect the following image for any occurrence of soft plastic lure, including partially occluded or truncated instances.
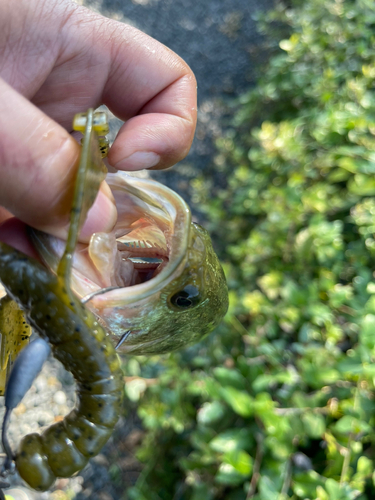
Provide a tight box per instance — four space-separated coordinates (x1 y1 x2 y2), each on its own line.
0 110 123 492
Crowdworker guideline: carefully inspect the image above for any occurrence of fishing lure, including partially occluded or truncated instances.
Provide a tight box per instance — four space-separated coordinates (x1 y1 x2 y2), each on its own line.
0 109 123 492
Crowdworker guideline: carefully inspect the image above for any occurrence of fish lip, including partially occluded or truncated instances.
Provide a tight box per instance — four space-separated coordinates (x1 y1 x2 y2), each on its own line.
83 173 192 307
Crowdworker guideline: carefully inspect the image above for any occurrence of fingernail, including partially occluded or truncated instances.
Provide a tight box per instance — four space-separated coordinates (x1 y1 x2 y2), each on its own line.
114 151 160 171
79 181 117 242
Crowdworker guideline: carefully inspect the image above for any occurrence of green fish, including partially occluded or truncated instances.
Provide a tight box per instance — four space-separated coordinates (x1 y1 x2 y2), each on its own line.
31 170 229 355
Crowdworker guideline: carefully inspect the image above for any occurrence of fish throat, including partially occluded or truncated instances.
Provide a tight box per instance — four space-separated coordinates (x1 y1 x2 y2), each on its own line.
114 234 169 286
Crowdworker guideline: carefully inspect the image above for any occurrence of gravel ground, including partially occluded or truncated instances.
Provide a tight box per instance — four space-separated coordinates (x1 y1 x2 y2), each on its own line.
0 1 274 499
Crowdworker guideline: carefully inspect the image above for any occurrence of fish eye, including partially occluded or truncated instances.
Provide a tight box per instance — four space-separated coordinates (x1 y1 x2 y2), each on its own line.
170 285 201 309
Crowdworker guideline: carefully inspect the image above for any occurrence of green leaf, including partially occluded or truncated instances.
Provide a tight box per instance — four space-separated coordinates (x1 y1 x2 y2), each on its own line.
337 355 363 376
356 455 373 475
301 412 326 439
219 387 254 417
325 478 342 500
223 449 253 476
209 429 253 453
213 367 247 390
360 314 375 350
197 401 226 426
215 463 247 486
125 378 147 402
293 471 324 498
333 416 372 435
258 475 280 498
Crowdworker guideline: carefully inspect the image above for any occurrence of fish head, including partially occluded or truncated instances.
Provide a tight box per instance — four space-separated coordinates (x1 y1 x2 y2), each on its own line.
31 173 228 355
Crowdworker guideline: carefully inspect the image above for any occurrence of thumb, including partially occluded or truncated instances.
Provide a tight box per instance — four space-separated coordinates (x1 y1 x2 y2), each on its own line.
0 77 117 242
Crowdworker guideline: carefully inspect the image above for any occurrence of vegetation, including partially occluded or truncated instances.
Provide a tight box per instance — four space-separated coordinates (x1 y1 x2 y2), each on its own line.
121 1 375 498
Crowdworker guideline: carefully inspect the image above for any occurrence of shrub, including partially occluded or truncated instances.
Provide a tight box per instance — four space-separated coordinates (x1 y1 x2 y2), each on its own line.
123 1 375 499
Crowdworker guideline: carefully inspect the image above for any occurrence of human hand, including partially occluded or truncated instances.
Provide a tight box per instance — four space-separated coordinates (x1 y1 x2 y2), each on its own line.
0 0 197 255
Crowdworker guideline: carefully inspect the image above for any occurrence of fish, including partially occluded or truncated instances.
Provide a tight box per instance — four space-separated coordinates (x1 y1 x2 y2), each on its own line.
30 172 229 355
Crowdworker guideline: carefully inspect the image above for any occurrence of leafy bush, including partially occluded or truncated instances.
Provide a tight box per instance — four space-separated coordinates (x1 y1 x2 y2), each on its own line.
122 1 375 499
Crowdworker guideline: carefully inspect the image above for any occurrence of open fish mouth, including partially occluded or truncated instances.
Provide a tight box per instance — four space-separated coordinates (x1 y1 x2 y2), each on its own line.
30 172 228 355
30 172 195 310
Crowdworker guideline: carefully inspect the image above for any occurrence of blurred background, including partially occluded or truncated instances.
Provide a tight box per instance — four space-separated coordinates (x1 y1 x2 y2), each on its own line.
7 0 375 499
